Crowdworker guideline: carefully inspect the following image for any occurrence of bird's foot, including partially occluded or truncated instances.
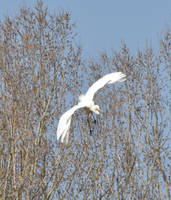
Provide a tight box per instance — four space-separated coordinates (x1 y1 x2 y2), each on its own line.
90 128 93 135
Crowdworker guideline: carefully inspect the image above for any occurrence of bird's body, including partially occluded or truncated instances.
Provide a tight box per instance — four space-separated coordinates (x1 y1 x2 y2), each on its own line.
57 72 126 143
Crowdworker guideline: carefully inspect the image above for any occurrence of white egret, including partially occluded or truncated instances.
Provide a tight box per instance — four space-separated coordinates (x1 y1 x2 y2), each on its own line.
57 72 126 143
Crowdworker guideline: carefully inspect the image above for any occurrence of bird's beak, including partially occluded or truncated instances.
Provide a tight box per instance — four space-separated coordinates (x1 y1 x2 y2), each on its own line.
98 107 101 112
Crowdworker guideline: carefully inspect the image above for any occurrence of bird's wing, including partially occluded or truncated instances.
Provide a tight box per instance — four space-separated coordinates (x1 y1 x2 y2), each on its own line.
57 103 84 143
85 72 126 100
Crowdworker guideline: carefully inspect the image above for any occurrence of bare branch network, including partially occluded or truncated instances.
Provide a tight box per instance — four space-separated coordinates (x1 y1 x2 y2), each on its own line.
0 1 170 199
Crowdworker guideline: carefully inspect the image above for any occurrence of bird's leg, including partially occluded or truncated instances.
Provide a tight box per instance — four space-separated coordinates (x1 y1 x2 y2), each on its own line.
92 113 97 124
87 111 93 135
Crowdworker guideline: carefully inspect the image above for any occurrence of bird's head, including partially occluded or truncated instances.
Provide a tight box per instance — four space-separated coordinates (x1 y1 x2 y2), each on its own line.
92 105 101 114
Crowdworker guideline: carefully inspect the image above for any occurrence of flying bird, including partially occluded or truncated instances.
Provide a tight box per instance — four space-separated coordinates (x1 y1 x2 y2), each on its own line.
57 72 126 143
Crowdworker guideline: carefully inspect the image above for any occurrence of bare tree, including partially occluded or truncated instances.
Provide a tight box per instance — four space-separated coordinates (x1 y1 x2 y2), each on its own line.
0 1 82 199
0 1 170 199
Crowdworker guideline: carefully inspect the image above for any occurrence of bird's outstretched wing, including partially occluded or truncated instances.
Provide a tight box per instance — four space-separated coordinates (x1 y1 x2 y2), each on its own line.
84 72 126 101
57 103 84 143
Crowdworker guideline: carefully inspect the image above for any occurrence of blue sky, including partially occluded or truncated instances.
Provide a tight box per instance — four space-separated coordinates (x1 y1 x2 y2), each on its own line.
0 0 171 56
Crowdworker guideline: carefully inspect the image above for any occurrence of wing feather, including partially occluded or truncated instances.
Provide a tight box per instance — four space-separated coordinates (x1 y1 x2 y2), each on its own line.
85 72 126 100
57 104 84 143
